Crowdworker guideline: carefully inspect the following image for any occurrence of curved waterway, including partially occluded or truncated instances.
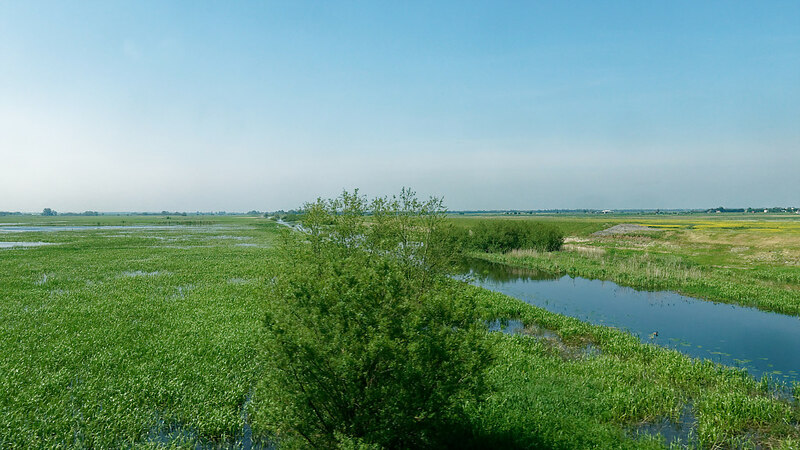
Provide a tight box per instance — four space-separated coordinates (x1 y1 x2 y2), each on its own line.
462 258 800 384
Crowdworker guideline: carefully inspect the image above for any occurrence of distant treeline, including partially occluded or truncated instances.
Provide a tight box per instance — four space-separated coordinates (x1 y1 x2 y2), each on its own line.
453 207 800 215
267 210 305 222
706 207 799 214
57 211 100 216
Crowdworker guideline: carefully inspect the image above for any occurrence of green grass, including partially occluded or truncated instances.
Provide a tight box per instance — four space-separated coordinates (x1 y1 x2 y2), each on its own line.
0 217 277 447
2 215 799 448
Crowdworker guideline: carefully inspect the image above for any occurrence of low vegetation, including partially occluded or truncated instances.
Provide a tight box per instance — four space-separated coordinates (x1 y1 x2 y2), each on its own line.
466 215 800 316
0 218 276 447
467 286 800 449
2 208 800 448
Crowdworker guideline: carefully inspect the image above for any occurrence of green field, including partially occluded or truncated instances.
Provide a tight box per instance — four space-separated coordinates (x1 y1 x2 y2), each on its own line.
2 215 800 448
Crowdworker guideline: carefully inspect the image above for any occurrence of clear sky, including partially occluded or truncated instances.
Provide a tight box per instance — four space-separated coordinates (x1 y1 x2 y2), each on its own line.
1 1 798 212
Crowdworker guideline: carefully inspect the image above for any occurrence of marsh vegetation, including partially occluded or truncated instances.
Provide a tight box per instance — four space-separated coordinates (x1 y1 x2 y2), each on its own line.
465 215 800 316
2 202 800 448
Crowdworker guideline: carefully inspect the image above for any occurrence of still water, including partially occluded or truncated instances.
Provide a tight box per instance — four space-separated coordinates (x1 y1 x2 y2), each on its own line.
0 241 54 248
463 258 800 384
0 225 178 233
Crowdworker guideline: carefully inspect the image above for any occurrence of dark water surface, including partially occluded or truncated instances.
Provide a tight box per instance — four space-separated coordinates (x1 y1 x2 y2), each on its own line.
463 258 800 384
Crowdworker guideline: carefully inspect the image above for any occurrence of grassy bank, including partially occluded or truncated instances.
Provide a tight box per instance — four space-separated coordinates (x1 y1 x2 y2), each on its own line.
460 215 800 316
467 285 800 448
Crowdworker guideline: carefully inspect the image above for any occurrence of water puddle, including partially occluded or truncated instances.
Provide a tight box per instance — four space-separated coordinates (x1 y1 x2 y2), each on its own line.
0 225 234 234
0 225 169 233
170 285 195 299
633 402 695 447
121 270 166 278
488 319 601 360
146 399 274 449
463 258 800 385
0 241 55 248
487 318 525 334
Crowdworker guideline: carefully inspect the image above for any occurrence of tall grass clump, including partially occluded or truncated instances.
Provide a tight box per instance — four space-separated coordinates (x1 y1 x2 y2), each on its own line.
455 220 564 253
254 189 494 448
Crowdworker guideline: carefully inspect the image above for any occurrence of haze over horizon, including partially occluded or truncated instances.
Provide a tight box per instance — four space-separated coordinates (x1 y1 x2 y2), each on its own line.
2 1 798 212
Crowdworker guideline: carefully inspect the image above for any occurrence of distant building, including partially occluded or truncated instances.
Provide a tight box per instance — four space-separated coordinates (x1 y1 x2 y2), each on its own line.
601 209 613 214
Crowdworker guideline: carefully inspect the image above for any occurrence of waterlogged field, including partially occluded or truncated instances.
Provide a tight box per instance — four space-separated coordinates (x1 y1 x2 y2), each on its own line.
0 216 277 447
469 287 800 448
2 215 799 447
459 214 800 316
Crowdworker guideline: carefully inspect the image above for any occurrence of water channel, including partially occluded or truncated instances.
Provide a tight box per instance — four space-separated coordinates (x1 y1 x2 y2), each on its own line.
462 258 800 385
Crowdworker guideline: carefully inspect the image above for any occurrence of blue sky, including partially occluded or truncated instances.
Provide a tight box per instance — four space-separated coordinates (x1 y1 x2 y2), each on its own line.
1 1 798 211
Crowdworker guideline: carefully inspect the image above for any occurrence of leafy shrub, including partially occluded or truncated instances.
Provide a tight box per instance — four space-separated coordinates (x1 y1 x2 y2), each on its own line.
456 220 564 253
256 189 494 448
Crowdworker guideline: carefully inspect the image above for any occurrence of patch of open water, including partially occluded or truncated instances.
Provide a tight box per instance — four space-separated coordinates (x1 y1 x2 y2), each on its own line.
0 241 55 248
463 258 800 385
0 225 236 234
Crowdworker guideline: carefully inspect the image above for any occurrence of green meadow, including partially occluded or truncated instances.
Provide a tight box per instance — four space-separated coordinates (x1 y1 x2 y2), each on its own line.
2 214 800 448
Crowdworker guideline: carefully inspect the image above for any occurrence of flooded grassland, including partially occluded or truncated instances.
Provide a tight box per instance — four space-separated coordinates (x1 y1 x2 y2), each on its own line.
1 215 799 448
0 216 277 448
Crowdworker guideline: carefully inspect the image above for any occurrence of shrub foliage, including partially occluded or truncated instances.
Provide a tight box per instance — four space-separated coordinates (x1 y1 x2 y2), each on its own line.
457 220 564 253
257 189 493 448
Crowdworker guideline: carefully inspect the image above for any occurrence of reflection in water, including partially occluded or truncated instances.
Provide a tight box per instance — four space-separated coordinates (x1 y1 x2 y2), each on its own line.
486 318 525 335
633 402 695 447
458 257 562 282
461 258 800 385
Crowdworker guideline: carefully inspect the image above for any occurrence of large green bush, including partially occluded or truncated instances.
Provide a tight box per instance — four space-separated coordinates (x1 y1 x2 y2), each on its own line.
255 189 494 448
457 220 564 253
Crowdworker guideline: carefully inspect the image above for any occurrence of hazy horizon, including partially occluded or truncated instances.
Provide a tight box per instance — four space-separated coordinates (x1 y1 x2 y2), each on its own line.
2 1 798 212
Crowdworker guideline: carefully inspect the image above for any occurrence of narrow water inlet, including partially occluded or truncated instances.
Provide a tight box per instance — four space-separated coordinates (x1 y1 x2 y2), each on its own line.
463 258 800 385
